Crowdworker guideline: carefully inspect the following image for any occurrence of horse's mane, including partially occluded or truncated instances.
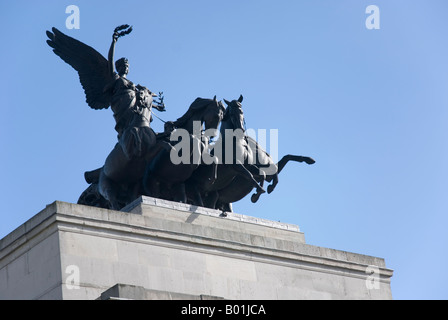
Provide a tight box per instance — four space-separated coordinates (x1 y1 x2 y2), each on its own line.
173 97 216 128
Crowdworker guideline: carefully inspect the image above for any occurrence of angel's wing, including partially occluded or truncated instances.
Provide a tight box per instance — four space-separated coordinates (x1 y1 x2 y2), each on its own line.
46 27 112 110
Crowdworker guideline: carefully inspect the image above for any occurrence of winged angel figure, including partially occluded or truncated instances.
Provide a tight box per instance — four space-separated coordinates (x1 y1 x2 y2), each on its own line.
47 26 171 209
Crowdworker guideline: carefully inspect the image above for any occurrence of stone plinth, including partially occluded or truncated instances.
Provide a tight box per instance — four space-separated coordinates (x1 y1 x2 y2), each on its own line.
0 197 393 299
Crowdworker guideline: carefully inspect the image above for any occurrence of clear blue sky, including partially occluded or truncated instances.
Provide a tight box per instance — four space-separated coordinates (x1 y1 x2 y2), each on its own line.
1 0 448 300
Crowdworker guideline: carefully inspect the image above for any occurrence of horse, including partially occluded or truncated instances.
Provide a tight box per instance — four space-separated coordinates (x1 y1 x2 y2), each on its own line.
187 95 315 212
185 95 267 209
142 96 225 203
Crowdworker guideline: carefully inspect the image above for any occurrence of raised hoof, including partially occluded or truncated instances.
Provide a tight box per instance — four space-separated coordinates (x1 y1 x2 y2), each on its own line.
257 186 266 194
251 193 261 203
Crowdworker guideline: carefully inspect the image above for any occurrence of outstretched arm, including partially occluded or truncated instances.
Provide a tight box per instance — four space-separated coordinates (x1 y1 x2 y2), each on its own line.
107 25 133 76
108 33 119 76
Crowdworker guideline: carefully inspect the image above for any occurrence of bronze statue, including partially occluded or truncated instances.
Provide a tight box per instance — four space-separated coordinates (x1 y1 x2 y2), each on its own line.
47 26 171 210
143 97 225 203
186 96 315 212
47 25 315 212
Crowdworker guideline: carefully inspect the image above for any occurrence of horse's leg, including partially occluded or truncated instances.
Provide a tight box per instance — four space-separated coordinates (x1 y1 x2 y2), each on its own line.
243 163 268 201
191 184 204 207
204 191 219 209
231 162 266 194
245 164 266 181
218 201 232 213
209 157 219 184
267 173 279 194
251 179 265 203
206 162 218 187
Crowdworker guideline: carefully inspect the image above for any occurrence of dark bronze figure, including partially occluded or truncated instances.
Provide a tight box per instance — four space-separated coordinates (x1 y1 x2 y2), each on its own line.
47 26 315 212
186 96 315 212
47 26 170 210
142 97 225 203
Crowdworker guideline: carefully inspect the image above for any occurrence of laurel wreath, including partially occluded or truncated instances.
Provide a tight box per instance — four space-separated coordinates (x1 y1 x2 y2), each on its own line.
114 24 133 38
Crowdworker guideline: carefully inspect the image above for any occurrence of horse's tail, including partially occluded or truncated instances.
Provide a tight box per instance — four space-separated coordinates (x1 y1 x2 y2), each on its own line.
276 155 315 174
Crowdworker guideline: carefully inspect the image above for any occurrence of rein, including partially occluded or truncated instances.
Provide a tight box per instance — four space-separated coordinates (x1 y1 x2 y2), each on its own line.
151 110 208 136
151 110 167 124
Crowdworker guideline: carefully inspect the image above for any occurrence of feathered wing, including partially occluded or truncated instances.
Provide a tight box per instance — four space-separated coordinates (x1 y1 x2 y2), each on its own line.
46 27 112 110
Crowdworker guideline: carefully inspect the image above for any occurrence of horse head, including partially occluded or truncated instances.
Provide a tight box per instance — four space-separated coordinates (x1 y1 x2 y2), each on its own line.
202 96 225 139
222 95 245 131
174 96 225 139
